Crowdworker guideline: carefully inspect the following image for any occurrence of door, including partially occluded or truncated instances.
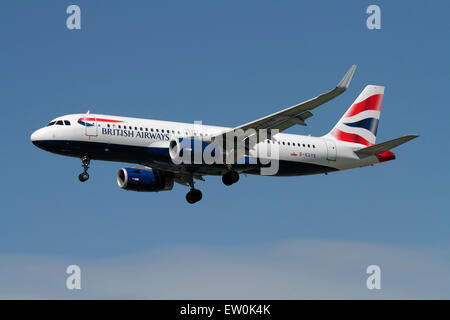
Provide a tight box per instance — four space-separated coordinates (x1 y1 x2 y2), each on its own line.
325 139 337 161
84 114 98 136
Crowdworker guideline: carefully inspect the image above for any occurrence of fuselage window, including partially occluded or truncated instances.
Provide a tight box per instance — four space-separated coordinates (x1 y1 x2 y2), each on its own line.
156 129 159 132
134 127 137 130
282 142 285 145
308 144 310 148
162 129 165 133
287 142 290 146
47 121 56 126
177 131 181 134
313 145 315 148
107 124 110 128
140 127 143 131
118 125 121 129
151 128 154 132
64 120 71 125
302 144 305 147
145 128 148 131
56 120 64 125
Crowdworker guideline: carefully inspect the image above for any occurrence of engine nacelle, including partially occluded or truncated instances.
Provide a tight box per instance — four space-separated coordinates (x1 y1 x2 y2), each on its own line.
168 138 219 164
117 167 174 192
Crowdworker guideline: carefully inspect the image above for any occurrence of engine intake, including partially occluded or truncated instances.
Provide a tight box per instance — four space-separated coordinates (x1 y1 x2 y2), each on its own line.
169 137 218 164
117 167 173 192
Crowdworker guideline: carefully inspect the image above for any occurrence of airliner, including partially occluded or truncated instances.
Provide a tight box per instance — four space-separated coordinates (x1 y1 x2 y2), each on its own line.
31 65 418 203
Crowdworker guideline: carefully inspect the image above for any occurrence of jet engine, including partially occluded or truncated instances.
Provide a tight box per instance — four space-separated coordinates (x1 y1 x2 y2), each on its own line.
117 167 174 192
168 137 219 164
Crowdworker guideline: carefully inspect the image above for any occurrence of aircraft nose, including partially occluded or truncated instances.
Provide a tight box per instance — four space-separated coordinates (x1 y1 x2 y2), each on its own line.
31 128 44 147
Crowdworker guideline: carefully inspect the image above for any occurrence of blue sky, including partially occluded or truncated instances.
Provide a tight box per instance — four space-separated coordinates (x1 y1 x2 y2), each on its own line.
0 1 449 298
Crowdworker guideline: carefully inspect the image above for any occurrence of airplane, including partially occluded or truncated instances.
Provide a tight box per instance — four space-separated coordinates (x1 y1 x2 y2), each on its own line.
30 65 418 203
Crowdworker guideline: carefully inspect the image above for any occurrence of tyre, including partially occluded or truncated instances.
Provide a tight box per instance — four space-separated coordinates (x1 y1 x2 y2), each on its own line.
78 172 89 182
186 189 202 203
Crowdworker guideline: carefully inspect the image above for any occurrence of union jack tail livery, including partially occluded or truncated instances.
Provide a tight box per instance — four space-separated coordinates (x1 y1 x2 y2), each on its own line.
327 85 384 146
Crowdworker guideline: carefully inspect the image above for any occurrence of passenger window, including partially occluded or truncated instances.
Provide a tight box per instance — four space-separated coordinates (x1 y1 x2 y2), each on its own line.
151 128 154 132
156 129 159 132
145 128 148 131
313 145 315 148
134 127 137 130
287 142 290 146
47 121 56 126
118 125 121 129
64 120 70 125
282 142 285 145
162 129 165 133
56 120 64 125
303 144 305 147
140 127 143 131
308 144 310 148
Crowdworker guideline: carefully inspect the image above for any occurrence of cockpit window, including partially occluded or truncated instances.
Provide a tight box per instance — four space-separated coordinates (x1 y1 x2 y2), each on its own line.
47 121 56 126
64 120 71 126
56 120 64 125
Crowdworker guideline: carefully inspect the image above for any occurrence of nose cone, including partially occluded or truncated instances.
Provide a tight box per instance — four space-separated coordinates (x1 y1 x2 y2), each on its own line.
30 128 46 148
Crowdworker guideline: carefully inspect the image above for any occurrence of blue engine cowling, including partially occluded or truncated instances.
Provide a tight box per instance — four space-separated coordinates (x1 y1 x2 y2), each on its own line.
168 138 219 164
117 167 174 192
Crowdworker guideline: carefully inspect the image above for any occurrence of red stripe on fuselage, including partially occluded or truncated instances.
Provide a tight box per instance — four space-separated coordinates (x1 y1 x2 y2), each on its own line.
345 94 383 117
331 129 373 146
78 117 124 123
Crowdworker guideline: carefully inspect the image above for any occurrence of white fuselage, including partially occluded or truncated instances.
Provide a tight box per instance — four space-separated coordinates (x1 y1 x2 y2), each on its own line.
31 113 381 177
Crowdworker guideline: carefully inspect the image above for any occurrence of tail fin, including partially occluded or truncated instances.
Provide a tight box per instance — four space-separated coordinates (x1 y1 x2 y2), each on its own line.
326 85 384 146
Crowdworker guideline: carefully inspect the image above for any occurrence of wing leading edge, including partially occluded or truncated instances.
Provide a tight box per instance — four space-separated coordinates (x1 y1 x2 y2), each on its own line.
212 65 357 143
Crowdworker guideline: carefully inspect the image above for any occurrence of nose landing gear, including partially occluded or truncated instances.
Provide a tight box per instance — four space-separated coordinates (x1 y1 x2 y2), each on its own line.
78 156 90 182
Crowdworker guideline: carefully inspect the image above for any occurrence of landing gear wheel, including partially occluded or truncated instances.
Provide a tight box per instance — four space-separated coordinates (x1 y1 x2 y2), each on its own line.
79 156 91 182
222 170 239 186
186 189 202 204
78 172 89 182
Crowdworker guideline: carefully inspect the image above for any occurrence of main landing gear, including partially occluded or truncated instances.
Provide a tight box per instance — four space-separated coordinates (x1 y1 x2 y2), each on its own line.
222 170 239 186
78 156 90 182
186 177 202 204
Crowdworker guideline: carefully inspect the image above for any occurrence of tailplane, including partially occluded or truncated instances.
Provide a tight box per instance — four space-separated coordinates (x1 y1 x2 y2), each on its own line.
325 85 384 146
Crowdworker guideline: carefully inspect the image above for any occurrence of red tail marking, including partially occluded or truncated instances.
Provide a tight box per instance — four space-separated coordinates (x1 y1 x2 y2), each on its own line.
331 129 373 146
346 94 384 117
377 151 396 162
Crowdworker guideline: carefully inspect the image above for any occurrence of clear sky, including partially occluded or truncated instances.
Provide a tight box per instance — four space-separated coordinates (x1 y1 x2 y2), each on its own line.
0 0 449 298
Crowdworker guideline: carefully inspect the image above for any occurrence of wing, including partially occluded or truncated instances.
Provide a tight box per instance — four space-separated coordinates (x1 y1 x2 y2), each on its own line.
212 65 357 145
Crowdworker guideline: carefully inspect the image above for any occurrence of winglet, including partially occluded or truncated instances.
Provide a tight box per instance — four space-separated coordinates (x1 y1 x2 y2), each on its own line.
337 64 357 89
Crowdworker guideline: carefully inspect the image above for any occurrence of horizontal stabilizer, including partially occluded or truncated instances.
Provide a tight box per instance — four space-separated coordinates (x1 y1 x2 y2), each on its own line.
355 134 419 157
